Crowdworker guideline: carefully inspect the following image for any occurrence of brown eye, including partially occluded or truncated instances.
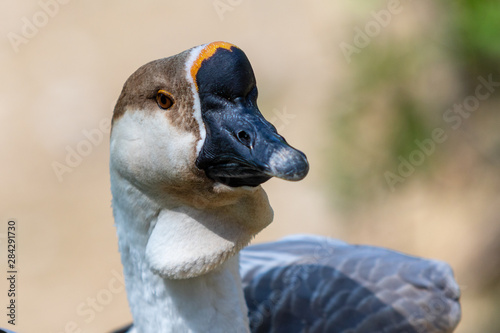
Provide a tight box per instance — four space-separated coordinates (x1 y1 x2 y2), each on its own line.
156 90 174 109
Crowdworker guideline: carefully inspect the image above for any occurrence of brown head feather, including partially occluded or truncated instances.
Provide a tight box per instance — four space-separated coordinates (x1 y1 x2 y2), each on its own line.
112 49 200 141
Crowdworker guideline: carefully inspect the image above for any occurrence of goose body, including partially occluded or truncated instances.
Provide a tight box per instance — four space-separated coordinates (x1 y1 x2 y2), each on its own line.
240 235 460 332
110 42 460 333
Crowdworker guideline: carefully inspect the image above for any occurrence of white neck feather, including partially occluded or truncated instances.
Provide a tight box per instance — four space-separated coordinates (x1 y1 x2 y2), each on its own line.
123 238 249 333
111 168 271 332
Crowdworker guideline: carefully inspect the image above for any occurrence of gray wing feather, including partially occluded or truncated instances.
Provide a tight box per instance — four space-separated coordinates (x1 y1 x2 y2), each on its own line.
240 235 461 333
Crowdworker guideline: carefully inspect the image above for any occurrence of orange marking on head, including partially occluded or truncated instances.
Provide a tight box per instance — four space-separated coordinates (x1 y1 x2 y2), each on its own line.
190 41 238 91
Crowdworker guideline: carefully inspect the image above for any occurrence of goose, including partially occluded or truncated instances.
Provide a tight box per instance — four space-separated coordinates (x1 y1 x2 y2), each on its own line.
110 41 461 333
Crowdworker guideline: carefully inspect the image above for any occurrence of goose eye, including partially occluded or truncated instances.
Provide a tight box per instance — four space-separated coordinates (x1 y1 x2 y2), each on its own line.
156 90 174 109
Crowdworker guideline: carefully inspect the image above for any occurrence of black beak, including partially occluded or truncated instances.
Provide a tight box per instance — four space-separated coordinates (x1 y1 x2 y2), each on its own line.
192 44 309 187
196 97 309 187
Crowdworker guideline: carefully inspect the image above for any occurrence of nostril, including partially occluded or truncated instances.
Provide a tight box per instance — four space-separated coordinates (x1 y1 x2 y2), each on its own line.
237 130 252 147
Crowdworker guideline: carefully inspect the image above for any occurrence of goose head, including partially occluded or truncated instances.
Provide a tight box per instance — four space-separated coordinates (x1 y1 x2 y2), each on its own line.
110 41 309 279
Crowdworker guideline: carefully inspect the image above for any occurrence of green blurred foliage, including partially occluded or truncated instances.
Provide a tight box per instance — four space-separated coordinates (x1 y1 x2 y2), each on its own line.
330 0 500 210
454 0 500 79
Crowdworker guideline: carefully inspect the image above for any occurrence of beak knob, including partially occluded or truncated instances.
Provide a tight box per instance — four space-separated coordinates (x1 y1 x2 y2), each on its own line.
267 146 309 181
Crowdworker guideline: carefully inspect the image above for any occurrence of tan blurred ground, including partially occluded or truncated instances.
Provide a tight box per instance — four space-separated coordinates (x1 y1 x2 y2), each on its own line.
0 1 497 332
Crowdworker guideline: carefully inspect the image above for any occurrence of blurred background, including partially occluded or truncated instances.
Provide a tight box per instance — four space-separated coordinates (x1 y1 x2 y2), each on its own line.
1 0 499 332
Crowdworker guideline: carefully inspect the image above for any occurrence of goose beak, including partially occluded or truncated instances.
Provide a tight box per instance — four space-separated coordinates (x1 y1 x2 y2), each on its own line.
191 43 308 187
196 100 309 187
